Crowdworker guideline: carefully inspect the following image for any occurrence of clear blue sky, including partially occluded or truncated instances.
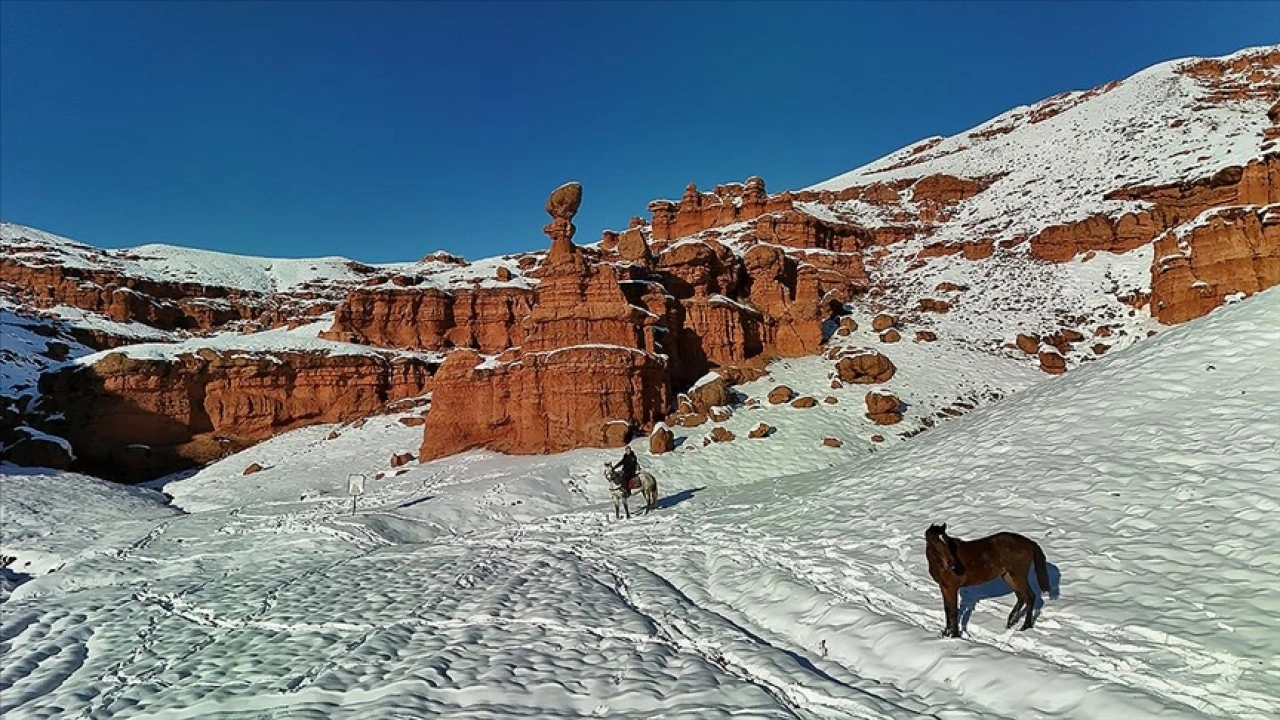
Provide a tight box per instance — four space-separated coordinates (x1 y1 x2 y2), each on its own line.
2 2 1275 263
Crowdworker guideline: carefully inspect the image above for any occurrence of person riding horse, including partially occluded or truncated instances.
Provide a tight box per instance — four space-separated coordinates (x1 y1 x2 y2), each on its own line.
612 446 639 492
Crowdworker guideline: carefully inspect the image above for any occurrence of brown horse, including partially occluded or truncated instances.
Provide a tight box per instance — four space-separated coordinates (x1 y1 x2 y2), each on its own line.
925 523 1052 638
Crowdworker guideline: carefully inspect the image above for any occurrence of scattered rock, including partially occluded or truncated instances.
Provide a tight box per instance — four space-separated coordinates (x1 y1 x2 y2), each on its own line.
1015 333 1040 354
823 396 838 405
791 396 818 409
1039 350 1067 375
687 376 732 414
1095 325 1113 337
398 416 426 427
495 266 513 282
390 452 415 468
917 298 951 314
822 437 843 448
835 327 852 337
43 340 70 361
871 434 885 443
865 391 904 425
5 432 74 470
326 430 341 440
879 329 902 343
1093 343 1110 355
679 413 708 428
243 462 264 475
709 427 735 443
748 422 774 439
915 330 937 342
835 351 897 384
649 424 675 454
830 379 843 389
352 418 367 429
767 385 795 404
872 313 897 332
1060 328 1086 343
838 317 858 332
709 406 733 422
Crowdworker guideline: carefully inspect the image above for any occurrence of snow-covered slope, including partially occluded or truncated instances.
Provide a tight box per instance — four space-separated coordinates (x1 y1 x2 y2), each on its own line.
3 288 1276 719
807 45 1278 245
0 222 539 295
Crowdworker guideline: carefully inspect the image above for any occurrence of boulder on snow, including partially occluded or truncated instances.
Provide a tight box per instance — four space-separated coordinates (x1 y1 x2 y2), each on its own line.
879 329 902 343
872 313 897 332
390 452 415 468
865 391 904 425
1039 350 1067 375
649 424 675 454
767 385 795 404
709 406 733 422
4 429 74 470
747 422 774 439
835 351 897 384
1015 333 1040 354
822 437 843 448
243 462 265 476
790 396 818 409
915 330 937 342
708 427 735 443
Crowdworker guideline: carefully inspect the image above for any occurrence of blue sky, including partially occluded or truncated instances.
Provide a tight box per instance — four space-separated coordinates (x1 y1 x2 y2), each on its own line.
1 1 1275 263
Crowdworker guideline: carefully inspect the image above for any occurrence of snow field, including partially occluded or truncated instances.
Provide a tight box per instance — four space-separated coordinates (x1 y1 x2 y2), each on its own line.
1 289 1276 718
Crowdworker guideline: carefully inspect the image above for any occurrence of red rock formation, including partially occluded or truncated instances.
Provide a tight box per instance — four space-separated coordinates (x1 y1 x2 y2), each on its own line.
419 346 671 461
322 286 534 352
39 349 436 482
1150 204 1280 323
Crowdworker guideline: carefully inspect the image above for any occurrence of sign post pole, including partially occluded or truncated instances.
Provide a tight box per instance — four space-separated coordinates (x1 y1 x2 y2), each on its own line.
347 473 366 516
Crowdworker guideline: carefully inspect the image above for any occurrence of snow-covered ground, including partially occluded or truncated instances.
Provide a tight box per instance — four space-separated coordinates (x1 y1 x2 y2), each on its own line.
3 288 1277 719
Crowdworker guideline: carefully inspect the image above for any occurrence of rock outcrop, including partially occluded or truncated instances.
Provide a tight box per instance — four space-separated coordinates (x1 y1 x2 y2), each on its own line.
39 349 435 482
1150 204 1280 323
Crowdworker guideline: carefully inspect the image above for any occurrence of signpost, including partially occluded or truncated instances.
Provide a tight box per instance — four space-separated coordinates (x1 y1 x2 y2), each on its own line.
347 473 366 515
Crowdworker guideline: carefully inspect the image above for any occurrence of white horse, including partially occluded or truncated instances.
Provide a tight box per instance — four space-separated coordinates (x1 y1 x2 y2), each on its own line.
603 463 658 519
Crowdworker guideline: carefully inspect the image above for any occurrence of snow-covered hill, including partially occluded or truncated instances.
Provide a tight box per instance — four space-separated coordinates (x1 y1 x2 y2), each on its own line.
3 287 1276 718
807 45 1278 246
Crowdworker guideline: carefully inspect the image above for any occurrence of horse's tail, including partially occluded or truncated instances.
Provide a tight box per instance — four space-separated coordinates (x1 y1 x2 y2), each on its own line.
1033 542 1052 597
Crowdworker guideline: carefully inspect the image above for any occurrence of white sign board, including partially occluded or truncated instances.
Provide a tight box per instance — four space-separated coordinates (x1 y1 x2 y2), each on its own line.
347 473 366 496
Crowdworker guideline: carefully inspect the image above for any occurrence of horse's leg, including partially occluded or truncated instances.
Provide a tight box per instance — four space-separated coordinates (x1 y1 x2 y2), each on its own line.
1006 569 1036 630
941 585 961 637
623 495 630 519
1003 571 1025 629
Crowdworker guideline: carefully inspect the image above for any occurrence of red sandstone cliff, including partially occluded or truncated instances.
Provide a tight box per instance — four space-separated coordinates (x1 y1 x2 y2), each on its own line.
38 348 435 482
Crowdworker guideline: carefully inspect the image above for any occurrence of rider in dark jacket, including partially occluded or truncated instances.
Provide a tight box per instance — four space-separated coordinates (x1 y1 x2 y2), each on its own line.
613 446 639 489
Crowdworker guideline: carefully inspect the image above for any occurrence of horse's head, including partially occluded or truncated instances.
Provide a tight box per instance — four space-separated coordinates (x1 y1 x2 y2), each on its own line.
603 463 618 483
925 523 962 573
